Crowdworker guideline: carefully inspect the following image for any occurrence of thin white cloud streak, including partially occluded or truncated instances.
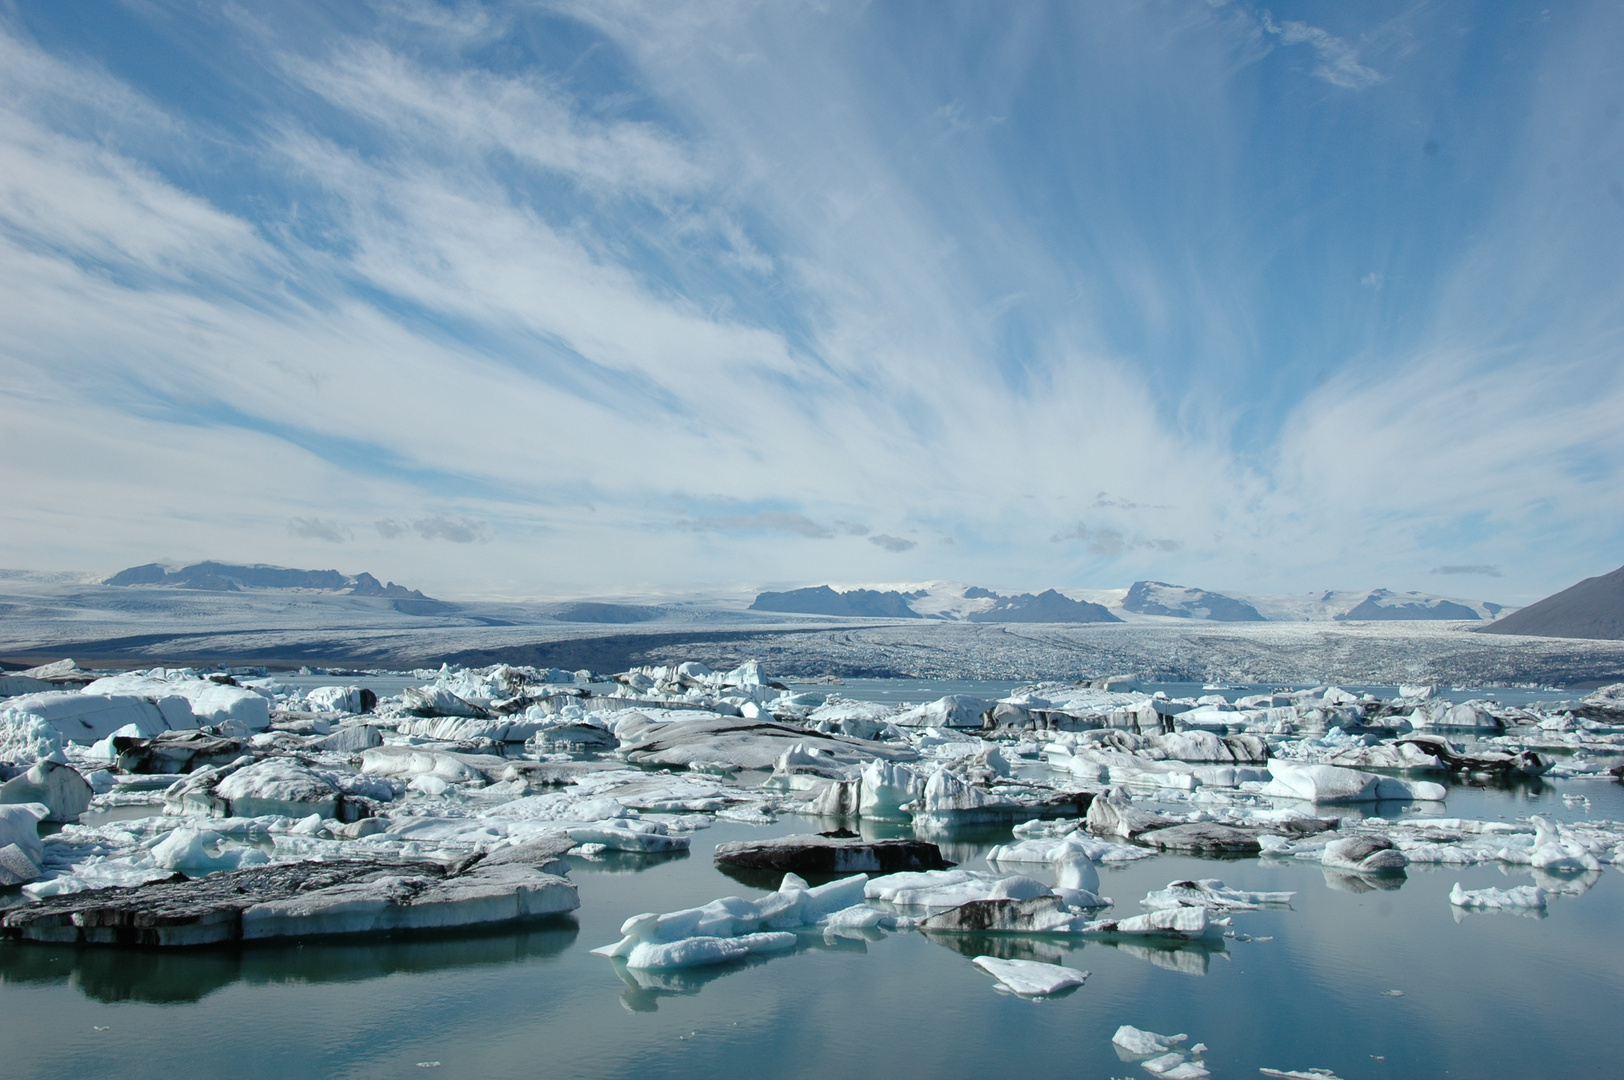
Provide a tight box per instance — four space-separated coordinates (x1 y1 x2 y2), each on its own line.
1261 12 1386 90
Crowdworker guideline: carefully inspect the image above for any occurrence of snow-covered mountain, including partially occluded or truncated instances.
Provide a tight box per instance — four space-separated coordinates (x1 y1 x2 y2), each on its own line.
752 581 1510 623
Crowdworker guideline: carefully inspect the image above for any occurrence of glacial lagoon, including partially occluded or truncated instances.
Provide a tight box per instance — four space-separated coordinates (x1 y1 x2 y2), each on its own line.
4 727 1622 1079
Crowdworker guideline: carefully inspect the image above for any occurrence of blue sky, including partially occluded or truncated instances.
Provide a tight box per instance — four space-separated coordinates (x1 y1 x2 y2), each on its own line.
1 0 1620 602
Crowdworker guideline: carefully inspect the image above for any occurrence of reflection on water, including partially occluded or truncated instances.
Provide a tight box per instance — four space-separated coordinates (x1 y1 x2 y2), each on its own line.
612 929 873 1013
1321 866 1407 893
1105 936 1229 976
568 848 689 875
923 930 1075 965
0 917 577 1004
1530 867 1601 896
1451 902 1547 923
3 786 1624 1078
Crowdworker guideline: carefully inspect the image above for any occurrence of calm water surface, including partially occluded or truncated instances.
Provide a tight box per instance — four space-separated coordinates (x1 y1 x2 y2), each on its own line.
2 699 1620 1078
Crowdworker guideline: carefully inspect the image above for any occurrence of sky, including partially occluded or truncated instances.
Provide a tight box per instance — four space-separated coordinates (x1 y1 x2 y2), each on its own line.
1 0 1621 603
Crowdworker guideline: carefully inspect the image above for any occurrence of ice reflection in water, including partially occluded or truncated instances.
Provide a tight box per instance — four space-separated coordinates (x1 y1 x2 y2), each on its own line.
2 786 1624 1078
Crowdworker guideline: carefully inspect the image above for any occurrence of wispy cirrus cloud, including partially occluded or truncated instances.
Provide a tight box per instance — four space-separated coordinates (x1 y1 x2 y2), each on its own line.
1261 12 1386 90
0 3 1618 603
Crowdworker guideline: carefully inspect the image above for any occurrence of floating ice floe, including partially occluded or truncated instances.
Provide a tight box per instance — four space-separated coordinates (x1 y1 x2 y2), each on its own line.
971 955 1088 996
4 835 579 945
591 872 869 969
1320 836 1409 873
1260 761 1446 803
986 829 1156 865
1111 1026 1210 1079
866 867 1109 913
1140 879 1295 912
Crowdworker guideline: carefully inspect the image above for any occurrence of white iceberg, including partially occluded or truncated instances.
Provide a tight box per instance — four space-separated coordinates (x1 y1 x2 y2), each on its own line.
592 872 867 969
971 955 1089 996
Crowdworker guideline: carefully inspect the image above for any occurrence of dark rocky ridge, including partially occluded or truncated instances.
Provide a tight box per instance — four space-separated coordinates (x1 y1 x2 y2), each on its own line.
750 586 922 618
106 562 435 602
964 589 1121 624
1478 563 1624 640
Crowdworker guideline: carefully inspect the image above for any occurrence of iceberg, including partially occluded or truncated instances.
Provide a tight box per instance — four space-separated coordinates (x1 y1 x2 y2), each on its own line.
1140 879 1294 912
971 955 1088 996
592 873 868 969
1 691 196 743
1263 761 1446 803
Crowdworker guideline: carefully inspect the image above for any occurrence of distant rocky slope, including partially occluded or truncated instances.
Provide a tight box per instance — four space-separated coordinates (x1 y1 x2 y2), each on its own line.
1478 564 1624 640
750 586 922 618
105 562 437 604
962 588 1119 623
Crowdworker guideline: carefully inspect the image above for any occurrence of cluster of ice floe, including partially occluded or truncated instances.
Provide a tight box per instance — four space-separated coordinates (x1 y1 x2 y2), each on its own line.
2 658 1623 953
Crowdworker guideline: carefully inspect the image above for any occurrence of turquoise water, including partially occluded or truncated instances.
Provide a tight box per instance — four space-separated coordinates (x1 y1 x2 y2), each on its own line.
3 778 1623 1078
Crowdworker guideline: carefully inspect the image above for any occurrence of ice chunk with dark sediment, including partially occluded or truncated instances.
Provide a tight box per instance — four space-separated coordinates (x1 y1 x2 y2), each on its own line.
399 685 489 718
312 723 384 754
971 955 1089 996
2 834 578 946
1086 792 1181 839
921 893 1095 933
713 833 953 874
1321 835 1408 872
1081 906 1216 938
1140 879 1294 911
615 713 916 771
212 759 344 819
104 728 249 774
0 803 46 885
1134 822 1266 855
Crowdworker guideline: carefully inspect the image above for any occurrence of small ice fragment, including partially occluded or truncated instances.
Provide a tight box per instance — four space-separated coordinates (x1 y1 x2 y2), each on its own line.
1190 1043 1208 1054
1143 1055 1210 1080
1259 1069 1344 1079
1113 1026 1189 1057
1382 989 1405 997
415 1063 441 1069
